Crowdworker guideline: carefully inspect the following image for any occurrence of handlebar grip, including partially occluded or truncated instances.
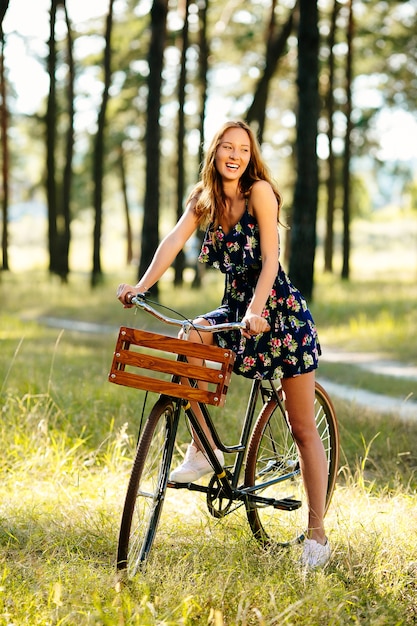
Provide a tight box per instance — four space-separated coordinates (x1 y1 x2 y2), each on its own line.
129 292 147 304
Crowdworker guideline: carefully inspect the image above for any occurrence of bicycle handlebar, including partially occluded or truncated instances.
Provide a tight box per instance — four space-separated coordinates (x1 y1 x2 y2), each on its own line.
129 293 246 333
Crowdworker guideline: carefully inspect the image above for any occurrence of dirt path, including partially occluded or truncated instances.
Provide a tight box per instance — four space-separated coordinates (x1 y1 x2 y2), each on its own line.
317 377 416 420
319 349 417 420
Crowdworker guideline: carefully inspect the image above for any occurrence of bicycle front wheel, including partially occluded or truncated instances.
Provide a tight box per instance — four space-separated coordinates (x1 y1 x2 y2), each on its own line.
245 381 339 546
117 396 176 576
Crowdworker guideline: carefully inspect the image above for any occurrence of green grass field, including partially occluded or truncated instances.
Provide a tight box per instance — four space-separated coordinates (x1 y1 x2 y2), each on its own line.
1 212 417 624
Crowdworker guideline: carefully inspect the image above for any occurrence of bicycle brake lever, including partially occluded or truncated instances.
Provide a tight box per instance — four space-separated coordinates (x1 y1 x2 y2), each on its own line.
129 292 147 304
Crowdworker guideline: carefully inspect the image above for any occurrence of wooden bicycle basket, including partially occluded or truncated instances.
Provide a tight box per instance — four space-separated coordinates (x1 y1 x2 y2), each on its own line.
109 326 236 407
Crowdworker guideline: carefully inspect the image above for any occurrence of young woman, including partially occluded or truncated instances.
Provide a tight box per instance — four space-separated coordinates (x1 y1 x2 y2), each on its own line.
117 121 330 568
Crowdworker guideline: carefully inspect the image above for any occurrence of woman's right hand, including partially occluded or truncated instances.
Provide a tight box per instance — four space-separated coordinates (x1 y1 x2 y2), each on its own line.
116 283 138 307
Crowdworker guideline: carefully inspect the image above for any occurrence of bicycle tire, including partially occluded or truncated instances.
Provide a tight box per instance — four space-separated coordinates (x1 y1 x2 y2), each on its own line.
117 396 176 576
244 381 339 547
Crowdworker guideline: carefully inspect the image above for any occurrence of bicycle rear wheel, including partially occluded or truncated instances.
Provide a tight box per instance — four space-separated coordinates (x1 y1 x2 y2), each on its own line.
117 396 176 576
245 381 339 546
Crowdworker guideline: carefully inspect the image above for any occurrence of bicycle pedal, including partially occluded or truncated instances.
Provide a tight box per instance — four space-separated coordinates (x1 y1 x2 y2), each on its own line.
167 480 209 494
167 480 193 489
273 498 302 511
167 480 181 488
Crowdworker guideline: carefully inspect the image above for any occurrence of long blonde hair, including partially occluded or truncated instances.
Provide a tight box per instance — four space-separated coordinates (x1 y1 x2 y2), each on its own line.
188 120 283 229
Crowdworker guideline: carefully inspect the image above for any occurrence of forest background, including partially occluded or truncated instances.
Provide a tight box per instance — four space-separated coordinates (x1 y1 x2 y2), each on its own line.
1 0 417 298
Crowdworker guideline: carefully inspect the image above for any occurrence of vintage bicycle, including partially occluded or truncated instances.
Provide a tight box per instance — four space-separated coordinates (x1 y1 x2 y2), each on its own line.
109 294 339 578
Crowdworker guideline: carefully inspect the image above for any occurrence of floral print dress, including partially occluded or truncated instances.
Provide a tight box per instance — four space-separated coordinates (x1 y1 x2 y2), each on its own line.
197 208 321 380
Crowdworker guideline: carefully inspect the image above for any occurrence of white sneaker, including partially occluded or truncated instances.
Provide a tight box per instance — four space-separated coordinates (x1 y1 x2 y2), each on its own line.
301 538 331 569
169 445 224 483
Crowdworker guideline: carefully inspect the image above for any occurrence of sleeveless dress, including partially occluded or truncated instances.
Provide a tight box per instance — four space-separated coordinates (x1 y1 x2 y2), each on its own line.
197 208 321 380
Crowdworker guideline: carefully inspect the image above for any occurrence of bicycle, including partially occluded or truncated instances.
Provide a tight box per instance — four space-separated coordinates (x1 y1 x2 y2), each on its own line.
109 294 339 578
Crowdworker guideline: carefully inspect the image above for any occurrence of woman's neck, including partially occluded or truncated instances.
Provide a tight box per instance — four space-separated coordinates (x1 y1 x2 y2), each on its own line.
222 181 245 207
219 184 246 233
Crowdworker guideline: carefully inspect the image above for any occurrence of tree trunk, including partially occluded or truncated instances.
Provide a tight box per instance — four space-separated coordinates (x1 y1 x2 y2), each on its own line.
192 0 209 289
46 0 59 276
91 0 115 287
288 0 319 301
197 0 209 169
57 1 74 282
174 0 190 286
45 0 74 281
0 11 10 271
138 0 168 297
341 0 353 280
0 0 10 28
119 145 133 265
246 1 296 143
324 0 339 273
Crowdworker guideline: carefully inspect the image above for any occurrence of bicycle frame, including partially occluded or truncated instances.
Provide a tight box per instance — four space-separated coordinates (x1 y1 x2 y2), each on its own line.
167 361 300 512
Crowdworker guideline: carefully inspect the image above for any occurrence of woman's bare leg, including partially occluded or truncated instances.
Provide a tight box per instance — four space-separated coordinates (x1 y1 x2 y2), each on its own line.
179 318 217 451
168 318 223 482
281 371 328 545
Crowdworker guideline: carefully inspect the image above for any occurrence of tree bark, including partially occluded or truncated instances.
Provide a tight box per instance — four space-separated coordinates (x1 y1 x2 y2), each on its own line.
197 0 209 170
138 0 168 297
58 1 74 282
0 0 9 28
341 0 353 280
324 0 339 273
119 145 133 265
174 0 190 286
288 0 319 301
91 0 115 287
0 6 10 271
45 0 74 281
246 1 296 143
192 0 209 289
46 0 59 275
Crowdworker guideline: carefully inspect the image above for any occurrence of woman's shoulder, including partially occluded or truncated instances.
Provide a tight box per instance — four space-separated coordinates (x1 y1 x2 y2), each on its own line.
186 182 203 207
249 180 279 211
251 179 271 191
249 179 277 200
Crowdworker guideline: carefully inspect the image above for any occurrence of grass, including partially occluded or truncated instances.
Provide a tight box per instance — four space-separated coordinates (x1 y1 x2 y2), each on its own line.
313 275 417 364
1 267 417 624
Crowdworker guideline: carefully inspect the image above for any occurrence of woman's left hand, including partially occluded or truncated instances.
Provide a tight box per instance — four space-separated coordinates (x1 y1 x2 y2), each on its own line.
241 313 270 338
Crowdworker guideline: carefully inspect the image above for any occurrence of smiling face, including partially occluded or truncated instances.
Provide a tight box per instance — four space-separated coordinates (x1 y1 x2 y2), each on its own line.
214 127 251 182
